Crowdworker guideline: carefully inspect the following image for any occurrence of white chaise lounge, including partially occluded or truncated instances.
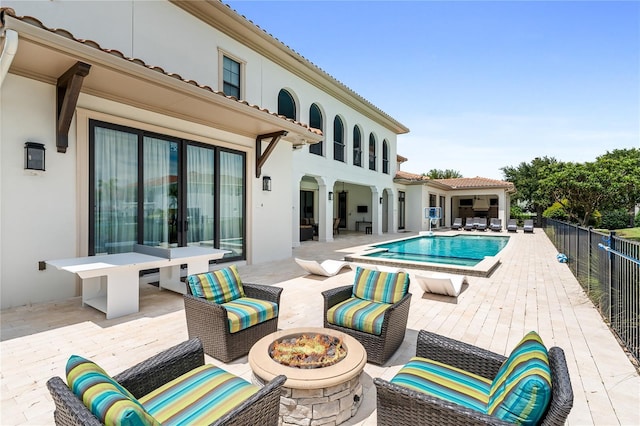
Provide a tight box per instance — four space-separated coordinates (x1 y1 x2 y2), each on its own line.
415 272 468 297
295 258 350 277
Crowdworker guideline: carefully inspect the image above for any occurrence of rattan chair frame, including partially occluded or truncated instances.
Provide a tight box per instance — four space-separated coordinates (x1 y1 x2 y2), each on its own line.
47 338 286 426
184 283 283 363
322 284 412 365
374 330 574 426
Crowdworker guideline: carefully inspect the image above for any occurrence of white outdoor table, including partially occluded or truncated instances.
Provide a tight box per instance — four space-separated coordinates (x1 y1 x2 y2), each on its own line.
46 246 229 319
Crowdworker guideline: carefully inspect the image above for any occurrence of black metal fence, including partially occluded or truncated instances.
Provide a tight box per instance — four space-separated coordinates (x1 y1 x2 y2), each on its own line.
543 218 639 364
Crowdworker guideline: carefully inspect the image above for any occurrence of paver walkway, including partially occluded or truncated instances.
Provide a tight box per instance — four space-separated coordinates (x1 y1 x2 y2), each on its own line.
1 229 638 425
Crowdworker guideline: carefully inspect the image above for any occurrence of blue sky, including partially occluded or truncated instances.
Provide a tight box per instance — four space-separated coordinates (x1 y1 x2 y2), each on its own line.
227 1 639 180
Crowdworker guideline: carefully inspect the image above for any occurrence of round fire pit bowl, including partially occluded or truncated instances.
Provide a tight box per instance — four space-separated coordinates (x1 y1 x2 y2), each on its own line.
249 327 367 425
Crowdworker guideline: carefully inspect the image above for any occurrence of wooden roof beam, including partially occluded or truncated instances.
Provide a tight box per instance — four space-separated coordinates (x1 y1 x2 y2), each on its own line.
56 61 91 153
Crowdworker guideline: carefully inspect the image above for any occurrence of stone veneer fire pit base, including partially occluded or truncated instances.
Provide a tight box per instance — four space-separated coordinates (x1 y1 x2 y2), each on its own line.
249 327 367 426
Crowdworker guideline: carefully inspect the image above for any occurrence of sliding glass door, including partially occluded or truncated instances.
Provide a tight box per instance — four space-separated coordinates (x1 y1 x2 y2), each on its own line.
90 120 244 260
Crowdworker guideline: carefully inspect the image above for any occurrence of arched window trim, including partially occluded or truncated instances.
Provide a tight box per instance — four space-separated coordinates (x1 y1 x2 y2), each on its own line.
309 103 323 156
368 132 377 171
277 88 297 120
382 139 390 174
333 115 345 163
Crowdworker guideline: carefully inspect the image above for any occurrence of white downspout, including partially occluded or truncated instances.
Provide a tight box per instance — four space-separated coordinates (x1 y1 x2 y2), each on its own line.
0 29 19 88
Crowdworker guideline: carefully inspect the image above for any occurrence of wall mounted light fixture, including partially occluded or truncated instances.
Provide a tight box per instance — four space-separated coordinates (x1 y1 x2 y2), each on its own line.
379 197 384 204
328 191 333 201
262 176 272 191
25 142 46 171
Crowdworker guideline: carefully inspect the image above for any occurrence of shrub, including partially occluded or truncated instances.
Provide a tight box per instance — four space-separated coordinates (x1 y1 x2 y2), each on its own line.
635 210 640 227
600 209 631 230
543 202 568 221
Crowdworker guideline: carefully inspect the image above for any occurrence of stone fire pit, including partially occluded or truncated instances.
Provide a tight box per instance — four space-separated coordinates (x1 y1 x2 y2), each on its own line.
249 327 367 426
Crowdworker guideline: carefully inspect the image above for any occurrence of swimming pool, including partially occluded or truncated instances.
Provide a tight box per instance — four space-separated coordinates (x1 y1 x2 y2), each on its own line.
367 235 509 267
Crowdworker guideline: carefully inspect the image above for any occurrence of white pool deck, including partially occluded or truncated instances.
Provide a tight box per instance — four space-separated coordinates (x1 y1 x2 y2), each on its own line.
1 229 639 425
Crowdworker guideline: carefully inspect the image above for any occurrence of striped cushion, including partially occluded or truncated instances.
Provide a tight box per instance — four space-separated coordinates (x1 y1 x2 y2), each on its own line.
186 265 245 304
391 356 491 413
352 266 409 304
222 297 279 333
66 355 159 426
139 364 258 426
487 331 552 425
326 297 391 335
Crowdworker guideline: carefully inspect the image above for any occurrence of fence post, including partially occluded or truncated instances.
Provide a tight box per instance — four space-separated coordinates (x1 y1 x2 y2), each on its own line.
587 226 592 295
609 231 616 322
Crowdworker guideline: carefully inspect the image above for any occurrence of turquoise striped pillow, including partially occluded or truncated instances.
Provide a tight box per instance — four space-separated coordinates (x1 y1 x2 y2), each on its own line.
66 355 159 426
487 331 552 425
223 297 279 333
391 356 491 413
139 364 258 425
186 265 245 304
327 297 390 335
352 266 409 304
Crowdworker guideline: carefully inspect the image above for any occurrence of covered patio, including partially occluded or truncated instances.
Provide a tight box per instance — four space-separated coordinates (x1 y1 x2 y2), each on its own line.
1 230 638 425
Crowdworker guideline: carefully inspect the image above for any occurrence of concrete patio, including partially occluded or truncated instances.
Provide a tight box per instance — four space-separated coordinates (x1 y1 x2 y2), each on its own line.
1 229 639 425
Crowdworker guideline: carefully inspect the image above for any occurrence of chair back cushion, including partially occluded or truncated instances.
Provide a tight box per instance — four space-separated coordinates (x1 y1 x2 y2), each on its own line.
186 265 245 304
390 356 491 413
222 297 279 333
352 266 409 304
139 364 258 426
487 331 552 425
66 355 159 426
327 297 390 335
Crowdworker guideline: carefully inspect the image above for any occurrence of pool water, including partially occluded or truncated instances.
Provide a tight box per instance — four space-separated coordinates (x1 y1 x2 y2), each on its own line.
365 235 509 267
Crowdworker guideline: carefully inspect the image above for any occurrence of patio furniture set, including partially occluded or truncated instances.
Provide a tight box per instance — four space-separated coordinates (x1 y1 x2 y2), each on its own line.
47 263 572 425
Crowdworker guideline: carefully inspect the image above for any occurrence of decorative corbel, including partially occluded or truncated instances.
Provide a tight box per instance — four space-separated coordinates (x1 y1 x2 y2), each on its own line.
255 130 287 178
56 61 91 153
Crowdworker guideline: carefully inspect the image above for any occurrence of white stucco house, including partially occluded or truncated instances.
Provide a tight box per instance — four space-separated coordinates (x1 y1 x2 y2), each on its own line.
0 1 515 310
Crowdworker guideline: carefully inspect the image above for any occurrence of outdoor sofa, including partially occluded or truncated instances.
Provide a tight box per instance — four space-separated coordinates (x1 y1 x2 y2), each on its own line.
46 338 286 426
322 266 412 365
374 330 573 426
183 265 283 362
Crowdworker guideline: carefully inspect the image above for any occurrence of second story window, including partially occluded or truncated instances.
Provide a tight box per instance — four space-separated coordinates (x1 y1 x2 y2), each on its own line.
309 103 323 156
278 89 296 120
333 116 345 162
369 133 377 171
222 56 241 98
382 139 389 174
353 126 362 167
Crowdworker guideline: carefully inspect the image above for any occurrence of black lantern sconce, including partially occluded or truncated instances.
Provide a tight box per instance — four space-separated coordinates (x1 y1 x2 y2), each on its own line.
262 176 272 191
25 142 46 171
328 191 333 201
379 197 384 204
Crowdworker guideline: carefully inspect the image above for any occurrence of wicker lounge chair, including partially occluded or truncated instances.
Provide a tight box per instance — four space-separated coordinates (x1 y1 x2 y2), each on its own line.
524 219 534 233
451 217 463 230
322 267 411 365
507 218 518 232
374 330 573 426
295 258 350 277
47 338 286 426
184 267 283 362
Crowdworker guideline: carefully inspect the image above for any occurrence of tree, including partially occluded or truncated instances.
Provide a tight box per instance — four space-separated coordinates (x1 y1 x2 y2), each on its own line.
594 148 640 212
423 169 463 179
501 156 558 222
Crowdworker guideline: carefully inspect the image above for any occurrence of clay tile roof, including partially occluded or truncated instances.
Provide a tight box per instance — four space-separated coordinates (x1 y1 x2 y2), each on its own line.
0 7 321 137
394 170 430 181
435 177 515 189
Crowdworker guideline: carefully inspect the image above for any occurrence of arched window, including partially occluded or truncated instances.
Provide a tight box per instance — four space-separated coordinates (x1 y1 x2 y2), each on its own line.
333 116 345 162
382 139 389 174
353 126 362 167
277 89 296 120
309 103 323 156
368 133 377 170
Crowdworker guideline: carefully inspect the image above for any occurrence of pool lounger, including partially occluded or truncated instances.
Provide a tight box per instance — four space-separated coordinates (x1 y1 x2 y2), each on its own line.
415 272 468 297
295 258 350 277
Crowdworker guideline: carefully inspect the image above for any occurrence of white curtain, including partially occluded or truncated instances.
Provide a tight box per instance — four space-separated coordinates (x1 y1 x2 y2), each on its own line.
143 137 173 247
219 151 243 257
186 145 215 246
94 127 138 254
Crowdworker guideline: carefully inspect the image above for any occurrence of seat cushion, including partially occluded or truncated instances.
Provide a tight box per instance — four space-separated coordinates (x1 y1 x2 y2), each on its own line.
391 356 491 413
352 266 409 304
222 297 279 333
139 364 258 426
326 297 391 335
66 355 159 426
487 331 552 425
186 265 245 304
